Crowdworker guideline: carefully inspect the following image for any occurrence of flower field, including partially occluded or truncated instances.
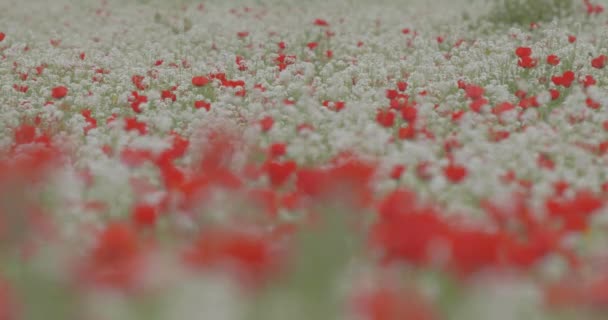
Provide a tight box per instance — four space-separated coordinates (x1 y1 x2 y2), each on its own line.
1 0 608 318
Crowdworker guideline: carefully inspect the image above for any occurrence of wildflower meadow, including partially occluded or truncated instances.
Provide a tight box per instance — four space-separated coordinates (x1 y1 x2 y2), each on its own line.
1 0 608 319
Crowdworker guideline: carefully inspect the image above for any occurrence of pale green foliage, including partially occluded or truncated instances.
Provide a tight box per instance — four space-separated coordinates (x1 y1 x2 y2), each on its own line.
482 0 575 26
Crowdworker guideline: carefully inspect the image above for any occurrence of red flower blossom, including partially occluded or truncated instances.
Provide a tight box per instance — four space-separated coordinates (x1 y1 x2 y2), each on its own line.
269 142 287 158
51 86 68 99
376 109 396 128
546 54 560 66
444 163 467 183
276 54 296 71
128 91 148 113
464 84 484 100
78 223 144 289
545 190 604 232
515 46 532 57
401 106 417 122
296 158 375 207
552 70 575 88
582 75 596 88
132 75 148 90
470 98 488 112
322 100 346 112
519 96 539 109
313 18 329 27
390 165 406 180
12 84 28 93
260 116 274 132
81 109 98 133
398 125 416 140
492 102 515 115
372 192 449 266
266 160 297 187
161 89 176 102
0 32 5 42
586 97 600 110
194 100 211 111
236 55 247 71
192 75 210 87
591 54 606 69
307 42 318 50
518 55 537 68
183 228 280 285
124 117 147 135
397 81 407 91
132 204 157 228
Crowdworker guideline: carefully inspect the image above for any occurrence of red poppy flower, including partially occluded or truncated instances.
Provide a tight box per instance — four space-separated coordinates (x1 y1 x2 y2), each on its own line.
194 100 211 111
444 163 467 183
269 142 287 158
582 75 596 88
192 75 210 87
376 109 396 127
132 204 157 228
397 81 407 91
390 165 406 179
183 228 280 285
586 98 600 110
401 106 417 122
515 47 532 57
322 100 346 112
128 91 148 113
398 125 416 140
493 102 515 115
552 71 575 88
546 54 560 66
51 86 68 99
465 84 484 100
160 89 176 102
78 223 144 289
518 55 537 68
591 54 606 69
470 98 488 112
236 55 247 71
13 84 28 93
124 117 147 135
266 160 297 187
313 18 329 27
307 42 318 50
260 116 274 132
